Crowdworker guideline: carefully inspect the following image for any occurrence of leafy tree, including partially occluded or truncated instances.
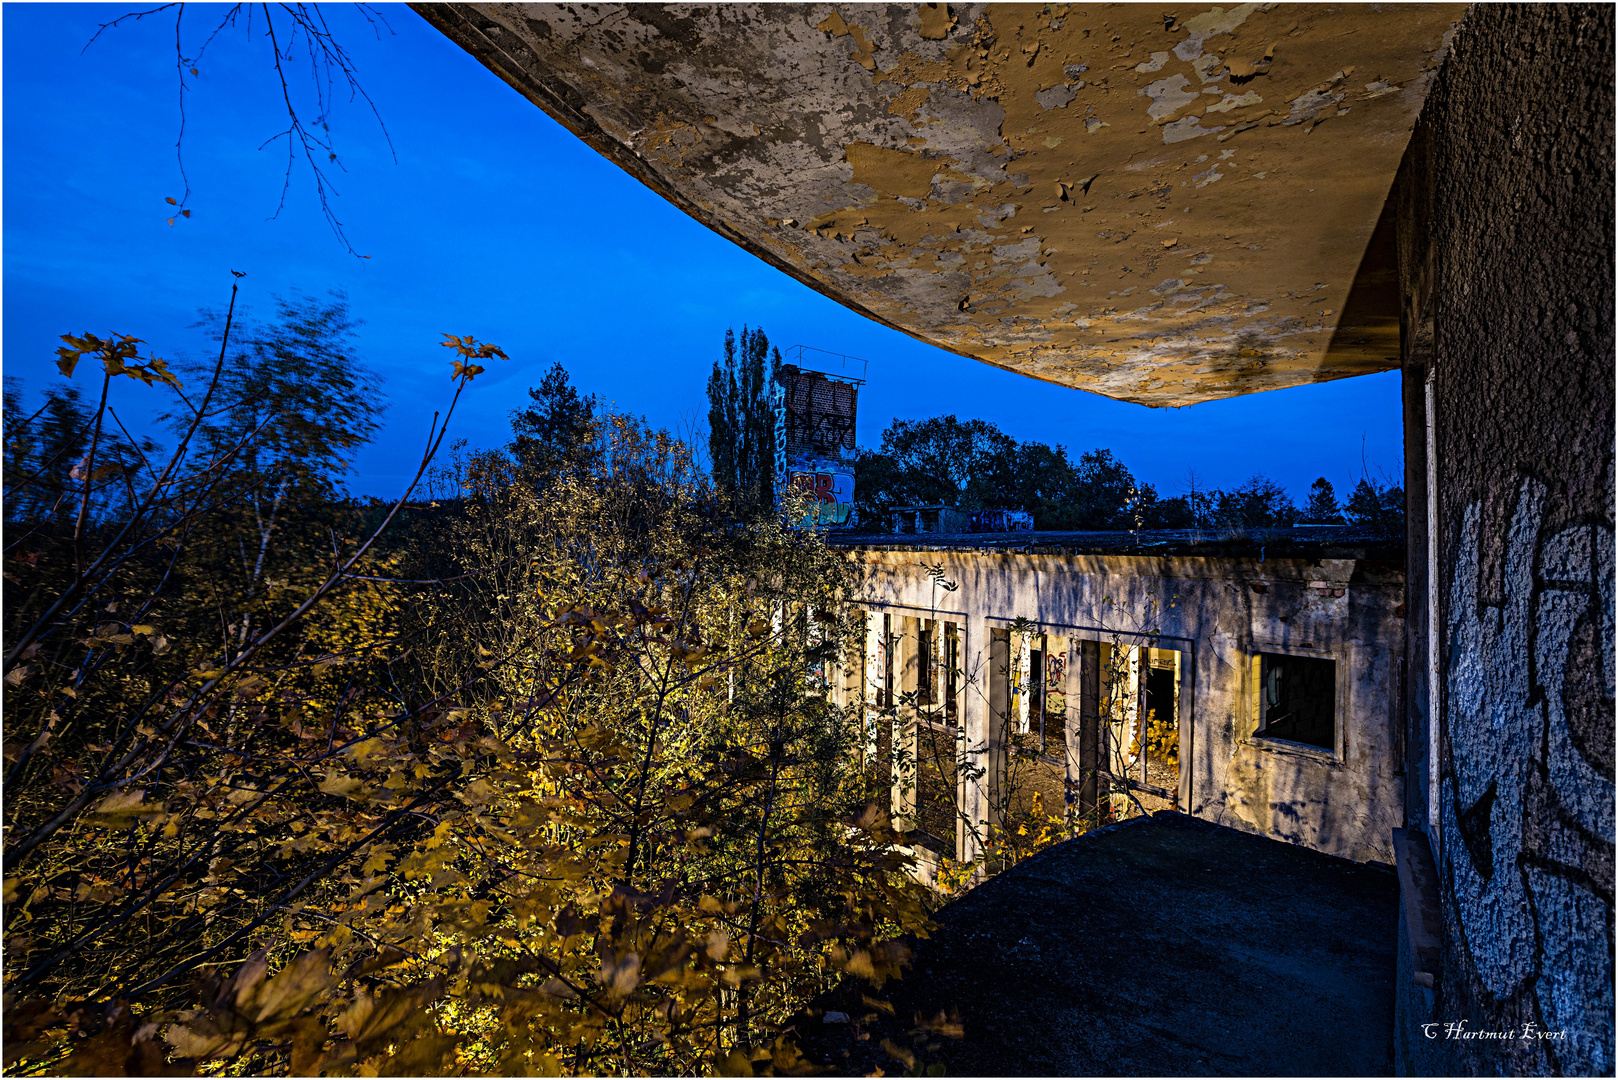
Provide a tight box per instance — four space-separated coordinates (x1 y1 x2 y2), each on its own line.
886 414 1016 509
1144 495 1199 529
1301 477 1345 524
1 285 492 1065
154 292 387 670
510 361 598 477
706 326 779 517
1213 474 1298 528
1344 476 1405 537
4 380 88 525
851 446 909 525
1002 439 1072 521
853 415 1158 532
1057 448 1156 530
178 291 382 495
4 379 156 527
853 415 1017 524
3 295 935 1078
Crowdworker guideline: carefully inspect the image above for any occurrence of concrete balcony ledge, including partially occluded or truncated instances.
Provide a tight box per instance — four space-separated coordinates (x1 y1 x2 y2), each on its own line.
796 811 1399 1076
1391 828 1443 990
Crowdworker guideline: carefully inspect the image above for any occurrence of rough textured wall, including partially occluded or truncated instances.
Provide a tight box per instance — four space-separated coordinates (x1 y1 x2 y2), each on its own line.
1399 4 1615 1073
415 2 1464 405
847 547 1405 863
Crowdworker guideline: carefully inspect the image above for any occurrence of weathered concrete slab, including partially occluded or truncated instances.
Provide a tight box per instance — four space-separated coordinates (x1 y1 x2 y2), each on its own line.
798 812 1399 1076
414 3 1465 405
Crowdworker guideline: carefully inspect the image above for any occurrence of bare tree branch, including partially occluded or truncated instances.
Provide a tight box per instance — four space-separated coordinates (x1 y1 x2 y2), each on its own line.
85 3 397 258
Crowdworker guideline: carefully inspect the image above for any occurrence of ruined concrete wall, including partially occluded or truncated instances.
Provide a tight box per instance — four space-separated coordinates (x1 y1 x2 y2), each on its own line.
1396 5 1615 1073
848 547 1405 864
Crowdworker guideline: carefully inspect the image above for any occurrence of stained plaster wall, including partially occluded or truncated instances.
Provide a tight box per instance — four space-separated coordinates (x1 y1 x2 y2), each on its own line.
1394 5 1615 1074
838 546 1405 865
414 1 1463 405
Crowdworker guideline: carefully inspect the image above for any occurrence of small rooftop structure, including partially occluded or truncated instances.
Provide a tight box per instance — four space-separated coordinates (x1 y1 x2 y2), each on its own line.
887 505 1035 535
888 505 968 534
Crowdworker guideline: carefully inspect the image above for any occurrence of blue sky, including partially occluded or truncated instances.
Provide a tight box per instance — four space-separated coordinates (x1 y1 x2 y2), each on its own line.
3 3 1404 502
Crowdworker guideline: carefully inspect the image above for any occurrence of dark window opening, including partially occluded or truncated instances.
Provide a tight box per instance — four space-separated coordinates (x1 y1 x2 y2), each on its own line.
1258 653 1336 750
880 614 893 708
944 623 959 723
1144 665 1176 726
872 615 893 790
1030 637 1066 756
914 718 957 855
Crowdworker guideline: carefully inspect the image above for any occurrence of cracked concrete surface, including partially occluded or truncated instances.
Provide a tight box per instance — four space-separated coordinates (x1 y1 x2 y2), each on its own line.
795 812 1400 1075
414 2 1465 406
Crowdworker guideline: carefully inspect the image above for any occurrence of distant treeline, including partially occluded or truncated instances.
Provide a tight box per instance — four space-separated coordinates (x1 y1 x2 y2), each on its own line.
852 414 1404 535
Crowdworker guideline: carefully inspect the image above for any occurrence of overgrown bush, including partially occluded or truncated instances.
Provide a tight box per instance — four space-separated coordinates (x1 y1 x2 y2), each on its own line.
2 292 932 1076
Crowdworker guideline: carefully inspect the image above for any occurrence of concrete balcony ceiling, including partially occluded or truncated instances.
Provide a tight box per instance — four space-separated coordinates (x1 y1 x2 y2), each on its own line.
415 2 1466 406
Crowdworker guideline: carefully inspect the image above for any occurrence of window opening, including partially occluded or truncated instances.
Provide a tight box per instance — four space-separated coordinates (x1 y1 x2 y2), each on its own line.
1140 651 1180 798
1029 645 1046 734
862 613 892 788
1257 652 1336 750
805 605 829 695
1001 628 1069 834
880 613 893 708
1041 643 1066 756
1100 644 1180 818
913 618 961 856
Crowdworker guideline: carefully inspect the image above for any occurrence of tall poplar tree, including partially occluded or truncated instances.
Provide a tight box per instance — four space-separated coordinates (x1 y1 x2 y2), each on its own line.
707 325 780 516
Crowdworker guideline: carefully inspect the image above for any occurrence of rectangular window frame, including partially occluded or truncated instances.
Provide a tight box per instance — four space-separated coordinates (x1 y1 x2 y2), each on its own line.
1246 643 1348 764
1001 623 1196 814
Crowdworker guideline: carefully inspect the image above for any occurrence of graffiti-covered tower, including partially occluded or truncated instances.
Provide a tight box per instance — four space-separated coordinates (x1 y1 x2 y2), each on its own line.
773 347 863 528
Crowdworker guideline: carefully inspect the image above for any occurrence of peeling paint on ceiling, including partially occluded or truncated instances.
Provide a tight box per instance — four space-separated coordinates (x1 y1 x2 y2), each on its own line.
413 2 1466 406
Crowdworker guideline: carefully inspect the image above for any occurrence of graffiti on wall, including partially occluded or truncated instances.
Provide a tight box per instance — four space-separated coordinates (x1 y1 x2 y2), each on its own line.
1046 650 1067 704
770 377 786 501
774 364 859 529
787 457 854 526
1444 475 1614 1072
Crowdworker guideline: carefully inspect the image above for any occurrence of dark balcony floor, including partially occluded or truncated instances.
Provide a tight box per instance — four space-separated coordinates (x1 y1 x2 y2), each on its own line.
797 812 1400 1077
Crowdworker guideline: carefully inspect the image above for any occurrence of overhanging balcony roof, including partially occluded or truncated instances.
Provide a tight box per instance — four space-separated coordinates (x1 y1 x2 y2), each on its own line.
415 2 1465 406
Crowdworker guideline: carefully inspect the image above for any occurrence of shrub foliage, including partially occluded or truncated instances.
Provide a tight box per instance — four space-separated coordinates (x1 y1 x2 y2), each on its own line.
2 290 932 1076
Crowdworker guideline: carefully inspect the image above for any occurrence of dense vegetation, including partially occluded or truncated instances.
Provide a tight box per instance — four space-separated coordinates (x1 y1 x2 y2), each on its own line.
2 293 935 1076
852 413 1404 534
706 328 782 521
2 293 1405 1075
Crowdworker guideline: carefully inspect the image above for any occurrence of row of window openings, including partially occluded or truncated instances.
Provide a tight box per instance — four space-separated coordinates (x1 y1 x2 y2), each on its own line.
1009 641 1339 751
865 617 1338 753
859 621 1335 861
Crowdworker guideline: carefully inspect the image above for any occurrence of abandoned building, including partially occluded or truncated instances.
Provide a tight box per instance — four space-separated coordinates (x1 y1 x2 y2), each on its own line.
824 526 1406 869
417 2 1614 1073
